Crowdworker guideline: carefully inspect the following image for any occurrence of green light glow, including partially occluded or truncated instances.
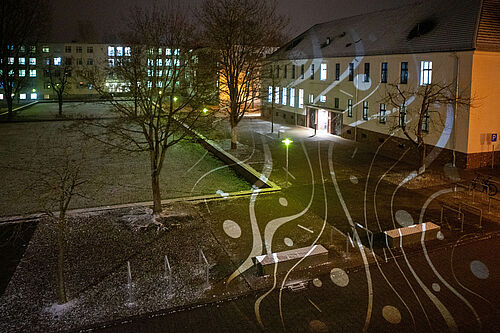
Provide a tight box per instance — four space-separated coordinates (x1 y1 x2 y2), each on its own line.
282 138 293 146
203 108 208 113
173 96 178 102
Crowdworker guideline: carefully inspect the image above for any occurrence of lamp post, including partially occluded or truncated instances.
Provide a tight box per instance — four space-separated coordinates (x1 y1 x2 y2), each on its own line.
282 138 293 188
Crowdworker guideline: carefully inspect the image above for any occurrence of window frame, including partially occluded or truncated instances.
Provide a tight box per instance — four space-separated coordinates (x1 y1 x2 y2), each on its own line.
379 103 386 123
363 101 369 120
349 63 354 81
320 63 327 81
347 99 353 117
381 62 388 83
364 63 370 82
401 62 408 84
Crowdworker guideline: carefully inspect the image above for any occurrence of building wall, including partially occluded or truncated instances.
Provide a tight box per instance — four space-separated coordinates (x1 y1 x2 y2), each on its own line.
262 51 482 158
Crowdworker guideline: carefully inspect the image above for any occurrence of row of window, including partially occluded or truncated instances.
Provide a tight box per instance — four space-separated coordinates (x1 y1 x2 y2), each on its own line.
64 45 94 54
5 57 37 65
6 45 37 53
273 61 432 85
108 46 131 57
267 86 430 131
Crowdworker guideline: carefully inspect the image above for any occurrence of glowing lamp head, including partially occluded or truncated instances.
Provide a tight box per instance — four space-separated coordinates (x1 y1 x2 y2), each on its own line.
173 96 178 102
282 138 293 146
203 108 208 114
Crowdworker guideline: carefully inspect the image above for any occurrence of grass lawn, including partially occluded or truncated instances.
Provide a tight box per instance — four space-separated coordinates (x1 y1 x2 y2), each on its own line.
0 102 251 216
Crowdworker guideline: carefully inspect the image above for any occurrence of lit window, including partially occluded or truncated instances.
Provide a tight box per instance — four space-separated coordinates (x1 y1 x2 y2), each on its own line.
19 70 25 77
298 89 304 108
44 94 50 99
116 47 123 56
29 58 36 65
148 59 154 66
379 104 386 123
20 46 25 52
19 58 25 65
165 48 171 55
157 70 162 76
8 69 14 76
8 57 14 65
20 93 26 100
0 94 3 100
420 61 432 85
76 46 82 53
320 95 326 102
147 81 152 88
268 86 272 103
157 59 162 66
108 46 115 56
309 94 314 103
282 88 287 106
108 59 115 67
30 46 36 53
363 101 369 120
42 46 50 53
275 87 279 104
30 93 37 100
174 49 180 55
320 63 327 80
165 59 171 66
44 58 50 65
290 88 295 107
158 48 163 55
54 57 61 66
347 99 353 117
29 69 36 77
124 47 131 56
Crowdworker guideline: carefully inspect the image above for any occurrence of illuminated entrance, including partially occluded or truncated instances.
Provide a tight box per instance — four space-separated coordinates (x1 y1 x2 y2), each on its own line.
306 107 343 136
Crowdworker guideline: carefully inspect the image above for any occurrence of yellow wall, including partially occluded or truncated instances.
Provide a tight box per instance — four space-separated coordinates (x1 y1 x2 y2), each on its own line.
469 51 500 154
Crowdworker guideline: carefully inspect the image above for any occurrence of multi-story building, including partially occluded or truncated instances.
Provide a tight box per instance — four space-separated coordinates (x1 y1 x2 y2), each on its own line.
0 42 132 102
262 0 500 168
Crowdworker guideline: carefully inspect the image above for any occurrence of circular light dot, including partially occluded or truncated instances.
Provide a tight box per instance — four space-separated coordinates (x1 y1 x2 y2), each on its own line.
222 220 241 239
470 260 489 279
432 283 440 292
330 268 349 287
395 210 414 227
312 278 322 288
279 197 288 207
437 231 444 240
309 320 328 333
349 175 359 184
382 305 402 324
284 237 293 247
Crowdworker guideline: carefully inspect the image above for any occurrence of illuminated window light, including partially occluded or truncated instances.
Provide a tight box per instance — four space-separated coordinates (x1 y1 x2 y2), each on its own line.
320 95 326 102
19 58 25 65
29 69 36 77
290 88 295 107
29 58 36 65
54 57 61 66
320 63 327 80
108 46 115 56
268 86 272 103
419 61 432 85
282 88 287 106
116 46 123 56
298 89 304 109
30 93 37 100
20 93 26 100
19 70 26 77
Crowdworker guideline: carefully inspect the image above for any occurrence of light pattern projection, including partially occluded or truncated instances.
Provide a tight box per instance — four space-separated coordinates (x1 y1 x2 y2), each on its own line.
188 29 496 333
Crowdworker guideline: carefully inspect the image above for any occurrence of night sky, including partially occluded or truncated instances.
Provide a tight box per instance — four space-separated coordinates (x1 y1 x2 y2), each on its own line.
50 0 415 42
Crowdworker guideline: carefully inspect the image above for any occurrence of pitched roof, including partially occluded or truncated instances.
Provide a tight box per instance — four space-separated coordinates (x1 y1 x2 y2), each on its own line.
275 0 500 60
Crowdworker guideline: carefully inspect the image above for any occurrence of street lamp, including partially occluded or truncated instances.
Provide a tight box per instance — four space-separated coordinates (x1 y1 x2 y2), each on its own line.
282 138 293 188
203 108 208 114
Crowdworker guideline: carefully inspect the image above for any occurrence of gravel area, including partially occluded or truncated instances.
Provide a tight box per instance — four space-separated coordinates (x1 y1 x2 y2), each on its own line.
0 202 250 333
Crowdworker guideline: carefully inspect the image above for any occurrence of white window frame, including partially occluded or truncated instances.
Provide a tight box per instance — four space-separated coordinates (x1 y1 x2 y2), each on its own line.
124 47 131 56
282 88 287 106
19 58 25 65
309 94 314 103
320 95 326 103
54 57 61 66
420 61 432 85
108 46 115 57
29 69 36 77
19 69 25 77
298 89 304 109
29 58 36 65
320 63 327 81
275 87 280 104
268 86 272 103
116 46 123 56
290 88 295 107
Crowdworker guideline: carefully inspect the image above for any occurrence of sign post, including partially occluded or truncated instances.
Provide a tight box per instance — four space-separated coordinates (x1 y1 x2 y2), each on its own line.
492 133 497 169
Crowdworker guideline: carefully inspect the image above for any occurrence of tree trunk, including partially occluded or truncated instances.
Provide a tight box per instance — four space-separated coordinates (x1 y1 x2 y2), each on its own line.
57 217 67 304
231 125 237 149
151 171 162 214
58 97 63 116
6 95 13 119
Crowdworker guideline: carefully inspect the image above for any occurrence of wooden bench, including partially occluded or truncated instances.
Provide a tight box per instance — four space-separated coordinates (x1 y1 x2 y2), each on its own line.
253 245 328 276
384 222 440 248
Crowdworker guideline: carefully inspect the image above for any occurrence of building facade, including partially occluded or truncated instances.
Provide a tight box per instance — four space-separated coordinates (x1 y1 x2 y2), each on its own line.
261 0 500 168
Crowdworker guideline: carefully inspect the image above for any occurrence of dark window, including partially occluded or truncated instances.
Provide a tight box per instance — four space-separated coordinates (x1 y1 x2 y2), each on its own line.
349 63 354 81
348 99 353 117
284 65 287 78
334 97 339 109
292 65 295 79
381 62 388 83
379 104 386 123
87 46 93 53
399 106 407 126
276 65 280 78
363 101 369 120
65 58 72 65
335 63 340 80
301 64 304 79
401 62 408 84
364 63 370 82
76 46 82 53
311 64 314 80
65 46 71 53
422 110 430 132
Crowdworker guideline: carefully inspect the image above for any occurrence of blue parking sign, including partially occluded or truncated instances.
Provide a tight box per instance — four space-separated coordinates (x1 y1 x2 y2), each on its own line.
492 133 497 142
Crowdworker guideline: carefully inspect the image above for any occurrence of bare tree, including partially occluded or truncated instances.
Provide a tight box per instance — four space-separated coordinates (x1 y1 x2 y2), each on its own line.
260 58 282 133
200 0 287 149
382 81 472 167
81 5 216 217
35 150 87 304
45 56 73 116
0 0 50 118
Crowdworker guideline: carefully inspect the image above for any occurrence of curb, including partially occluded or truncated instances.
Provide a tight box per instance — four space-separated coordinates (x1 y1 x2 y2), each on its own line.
0 101 39 116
